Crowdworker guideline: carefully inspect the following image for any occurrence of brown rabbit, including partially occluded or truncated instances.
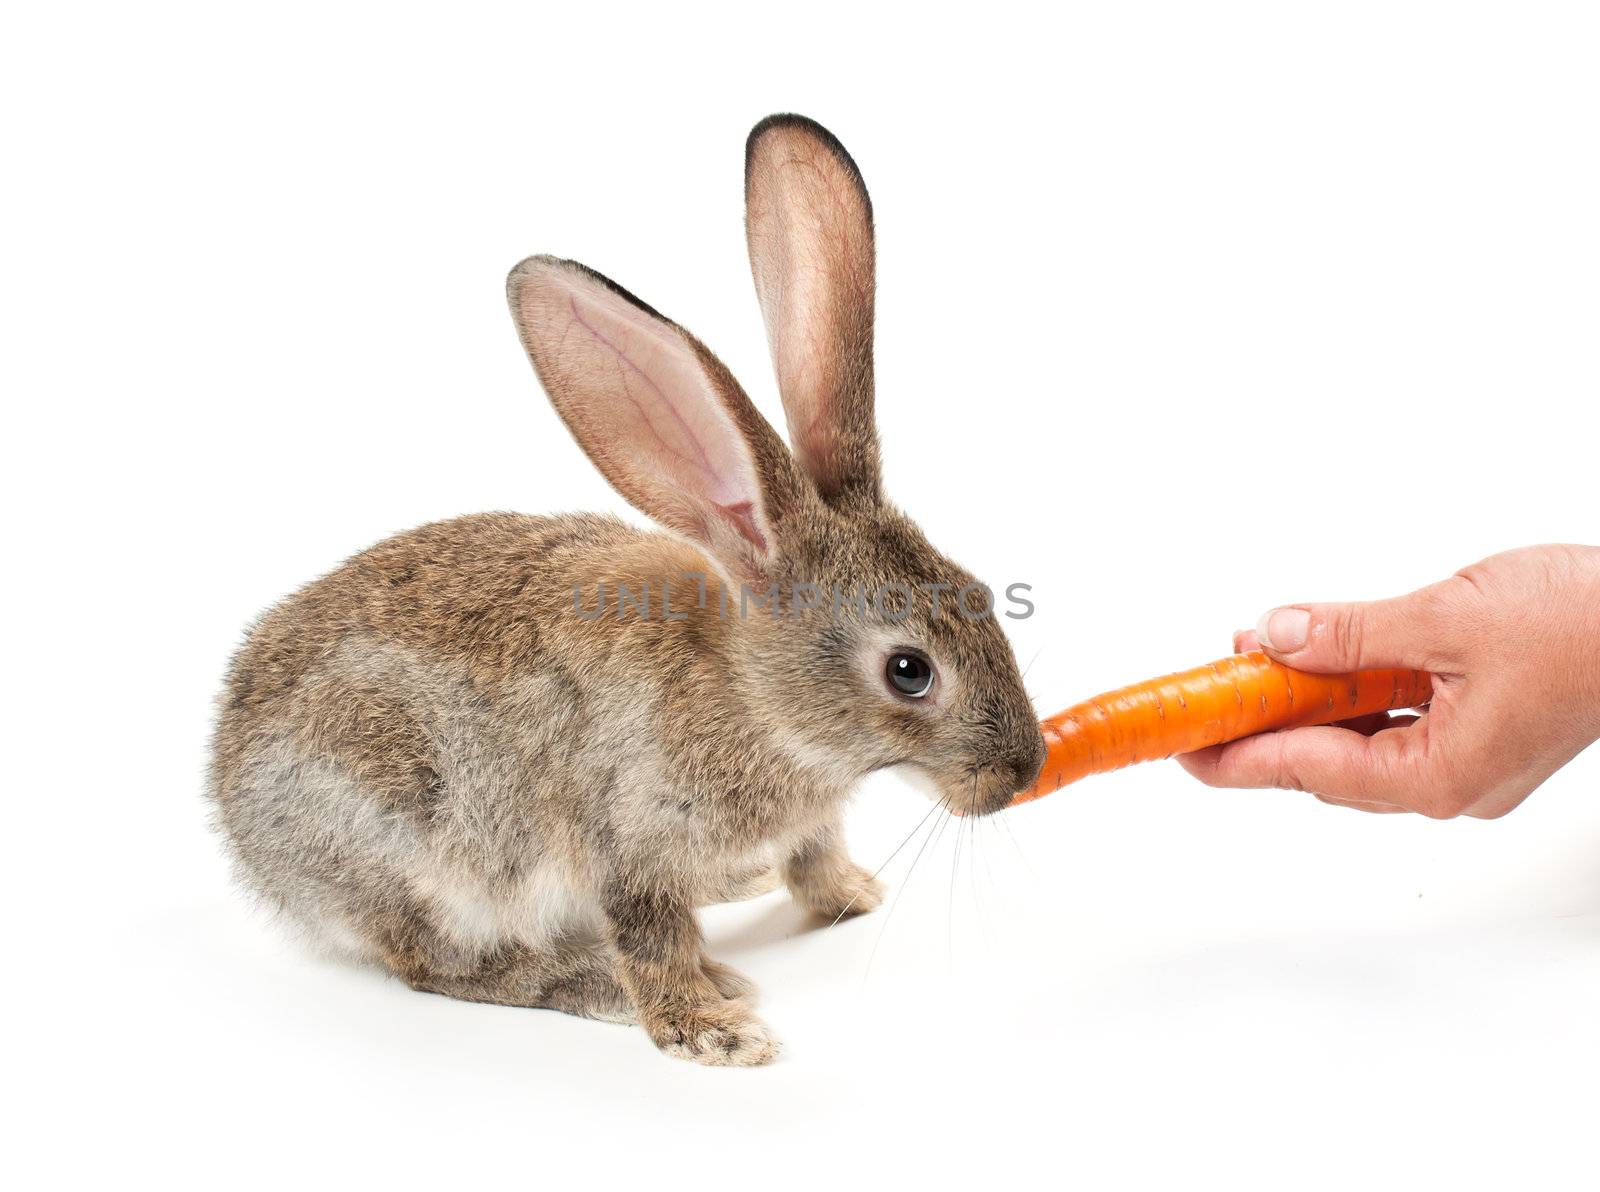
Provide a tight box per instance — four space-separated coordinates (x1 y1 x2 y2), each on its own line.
208 115 1045 1066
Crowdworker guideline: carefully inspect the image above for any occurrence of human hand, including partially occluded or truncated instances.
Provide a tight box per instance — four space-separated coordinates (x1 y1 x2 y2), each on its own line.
1178 545 1600 817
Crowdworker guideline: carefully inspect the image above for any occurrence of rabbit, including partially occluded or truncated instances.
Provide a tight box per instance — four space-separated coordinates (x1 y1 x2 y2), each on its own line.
208 114 1046 1067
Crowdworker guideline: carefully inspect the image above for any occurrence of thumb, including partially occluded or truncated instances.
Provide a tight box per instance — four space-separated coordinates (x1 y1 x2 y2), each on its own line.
1255 590 1441 673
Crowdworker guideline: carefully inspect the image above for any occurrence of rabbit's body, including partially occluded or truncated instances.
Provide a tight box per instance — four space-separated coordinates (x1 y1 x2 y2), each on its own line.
212 513 871 1032
210 116 1044 1065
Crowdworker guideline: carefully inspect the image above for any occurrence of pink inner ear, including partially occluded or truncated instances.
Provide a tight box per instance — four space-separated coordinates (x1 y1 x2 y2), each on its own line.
713 500 767 553
523 267 771 555
746 129 874 494
753 167 844 448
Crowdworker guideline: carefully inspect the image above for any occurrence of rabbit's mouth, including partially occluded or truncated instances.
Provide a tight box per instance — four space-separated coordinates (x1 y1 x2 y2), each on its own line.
961 758 1042 817
895 754 1041 818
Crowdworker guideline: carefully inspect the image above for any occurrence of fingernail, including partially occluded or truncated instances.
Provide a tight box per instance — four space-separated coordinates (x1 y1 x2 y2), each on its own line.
1257 607 1310 652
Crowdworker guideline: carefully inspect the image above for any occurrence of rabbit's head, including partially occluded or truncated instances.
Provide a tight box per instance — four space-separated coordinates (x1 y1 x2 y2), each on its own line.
508 115 1043 816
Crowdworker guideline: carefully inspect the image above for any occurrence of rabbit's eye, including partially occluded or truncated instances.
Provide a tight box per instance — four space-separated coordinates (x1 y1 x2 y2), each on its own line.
885 651 935 698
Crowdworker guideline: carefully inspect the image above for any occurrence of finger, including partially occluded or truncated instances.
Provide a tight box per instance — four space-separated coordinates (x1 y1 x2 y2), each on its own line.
1178 744 1410 812
1232 628 1260 653
1176 715 1419 777
1253 580 1468 673
1175 721 1432 809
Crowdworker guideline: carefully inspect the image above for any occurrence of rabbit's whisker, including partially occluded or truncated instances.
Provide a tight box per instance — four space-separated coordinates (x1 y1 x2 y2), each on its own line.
864 795 952 981
827 797 942 929
993 802 1035 881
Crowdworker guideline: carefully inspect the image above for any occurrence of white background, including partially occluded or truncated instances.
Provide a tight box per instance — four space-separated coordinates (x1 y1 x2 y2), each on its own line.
6 2 1598 1188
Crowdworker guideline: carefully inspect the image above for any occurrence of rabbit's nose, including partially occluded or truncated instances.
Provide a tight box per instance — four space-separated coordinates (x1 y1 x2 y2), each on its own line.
1005 730 1047 794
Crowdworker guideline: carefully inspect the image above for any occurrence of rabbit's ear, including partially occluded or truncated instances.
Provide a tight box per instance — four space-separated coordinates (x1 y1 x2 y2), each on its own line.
745 115 880 511
508 256 802 579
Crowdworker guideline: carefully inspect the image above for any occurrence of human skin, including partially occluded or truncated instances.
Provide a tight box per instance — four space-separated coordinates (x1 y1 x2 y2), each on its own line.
1178 545 1600 818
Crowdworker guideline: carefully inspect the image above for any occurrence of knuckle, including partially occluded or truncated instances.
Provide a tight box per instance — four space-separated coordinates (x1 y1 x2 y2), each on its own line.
1445 566 1490 602
1402 580 1484 671
1313 604 1364 664
1485 544 1587 590
1340 743 1416 809
1278 771 1310 794
1420 576 1474 620
1269 736 1312 794
1417 578 1484 637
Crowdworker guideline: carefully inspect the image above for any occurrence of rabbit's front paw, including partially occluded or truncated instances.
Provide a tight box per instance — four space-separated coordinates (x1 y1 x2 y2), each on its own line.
791 860 885 922
647 999 780 1067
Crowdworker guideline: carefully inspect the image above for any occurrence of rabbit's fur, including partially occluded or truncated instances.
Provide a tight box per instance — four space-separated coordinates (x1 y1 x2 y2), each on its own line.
209 115 1044 1066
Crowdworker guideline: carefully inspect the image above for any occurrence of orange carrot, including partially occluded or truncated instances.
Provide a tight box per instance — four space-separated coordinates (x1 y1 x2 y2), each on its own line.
1009 650 1432 808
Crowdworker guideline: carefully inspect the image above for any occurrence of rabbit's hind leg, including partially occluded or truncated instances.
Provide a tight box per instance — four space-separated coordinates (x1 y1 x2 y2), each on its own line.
392 935 636 1024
